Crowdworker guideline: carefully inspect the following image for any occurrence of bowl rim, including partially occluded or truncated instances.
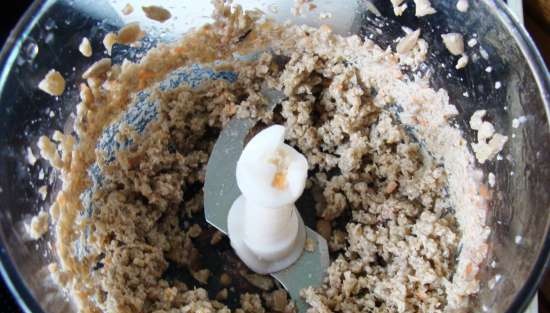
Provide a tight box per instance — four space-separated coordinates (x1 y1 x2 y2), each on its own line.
0 1 547 313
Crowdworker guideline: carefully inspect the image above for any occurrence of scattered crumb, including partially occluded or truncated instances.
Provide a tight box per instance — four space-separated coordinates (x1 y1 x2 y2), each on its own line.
396 29 421 54
441 33 465 56
210 231 224 245
413 0 436 16
216 288 228 301
38 185 48 200
467 38 478 47
515 235 522 244
485 66 492 73
304 238 316 252
455 54 469 69
187 224 202 238
117 22 144 45
27 211 49 240
456 0 469 12
240 271 274 291
495 81 502 89
142 5 172 22
102 32 118 55
26 147 37 165
78 37 93 58
488 173 495 187
191 269 210 285
220 273 232 286
122 3 134 15
38 69 66 96
463 91 469 97
82 58 112 79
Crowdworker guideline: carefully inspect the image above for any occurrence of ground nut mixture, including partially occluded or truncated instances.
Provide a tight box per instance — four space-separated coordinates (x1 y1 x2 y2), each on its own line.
36 2 492 313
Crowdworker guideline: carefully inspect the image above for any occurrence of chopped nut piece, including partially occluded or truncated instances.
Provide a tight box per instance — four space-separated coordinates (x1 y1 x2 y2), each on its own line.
240 271 274 291
316 219 332 240
390 0 408 16
187 224 202 238
442 33 465 56
384 181 399 194
102 32 118 55
216 288 228 301
191 269 210 285
38 185 48 200
78 37 93 57
210 231 224 245
469 110 486 130
220 273 232 286
122 3 134 15
82 58 112 79
38 70 65 96
413 0 436 16
472 134 508 164
271 289 288 312
26 147 37 165
27 211 49 239
396 29 421 54
142 5 172 22
304 238 316 252
117 22 143 45
455 54 469 69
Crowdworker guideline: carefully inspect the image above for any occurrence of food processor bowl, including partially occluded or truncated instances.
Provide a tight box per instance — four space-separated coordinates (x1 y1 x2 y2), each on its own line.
0 1 547 313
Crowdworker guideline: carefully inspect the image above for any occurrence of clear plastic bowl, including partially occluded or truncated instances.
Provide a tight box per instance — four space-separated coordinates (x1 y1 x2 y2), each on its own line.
0 1 548 313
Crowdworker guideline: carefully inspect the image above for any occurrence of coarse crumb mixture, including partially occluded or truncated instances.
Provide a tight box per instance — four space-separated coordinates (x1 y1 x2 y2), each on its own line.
36 1 492 313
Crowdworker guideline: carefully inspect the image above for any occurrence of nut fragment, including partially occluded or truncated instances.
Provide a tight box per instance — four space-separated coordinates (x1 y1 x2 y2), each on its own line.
304 238 316 252
103 32 118 55
187 224 202 238
82 58 112 79
215 288 228 301
441 33 465 56
78 37 93 57
27 211 49 239
413 0 436 16
191 269 210 285
396 29 421 54
271 289 288 312
142 5 172 22
210 231 224 245
219 273 232 286
455 54 469 69
122 3 134 15
316 219 332 240
38 70 66 96
117 22 143 45
240 271 273 291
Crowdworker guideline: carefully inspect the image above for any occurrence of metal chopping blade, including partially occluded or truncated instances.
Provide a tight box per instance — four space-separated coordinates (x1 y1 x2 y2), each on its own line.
204 87 329 312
